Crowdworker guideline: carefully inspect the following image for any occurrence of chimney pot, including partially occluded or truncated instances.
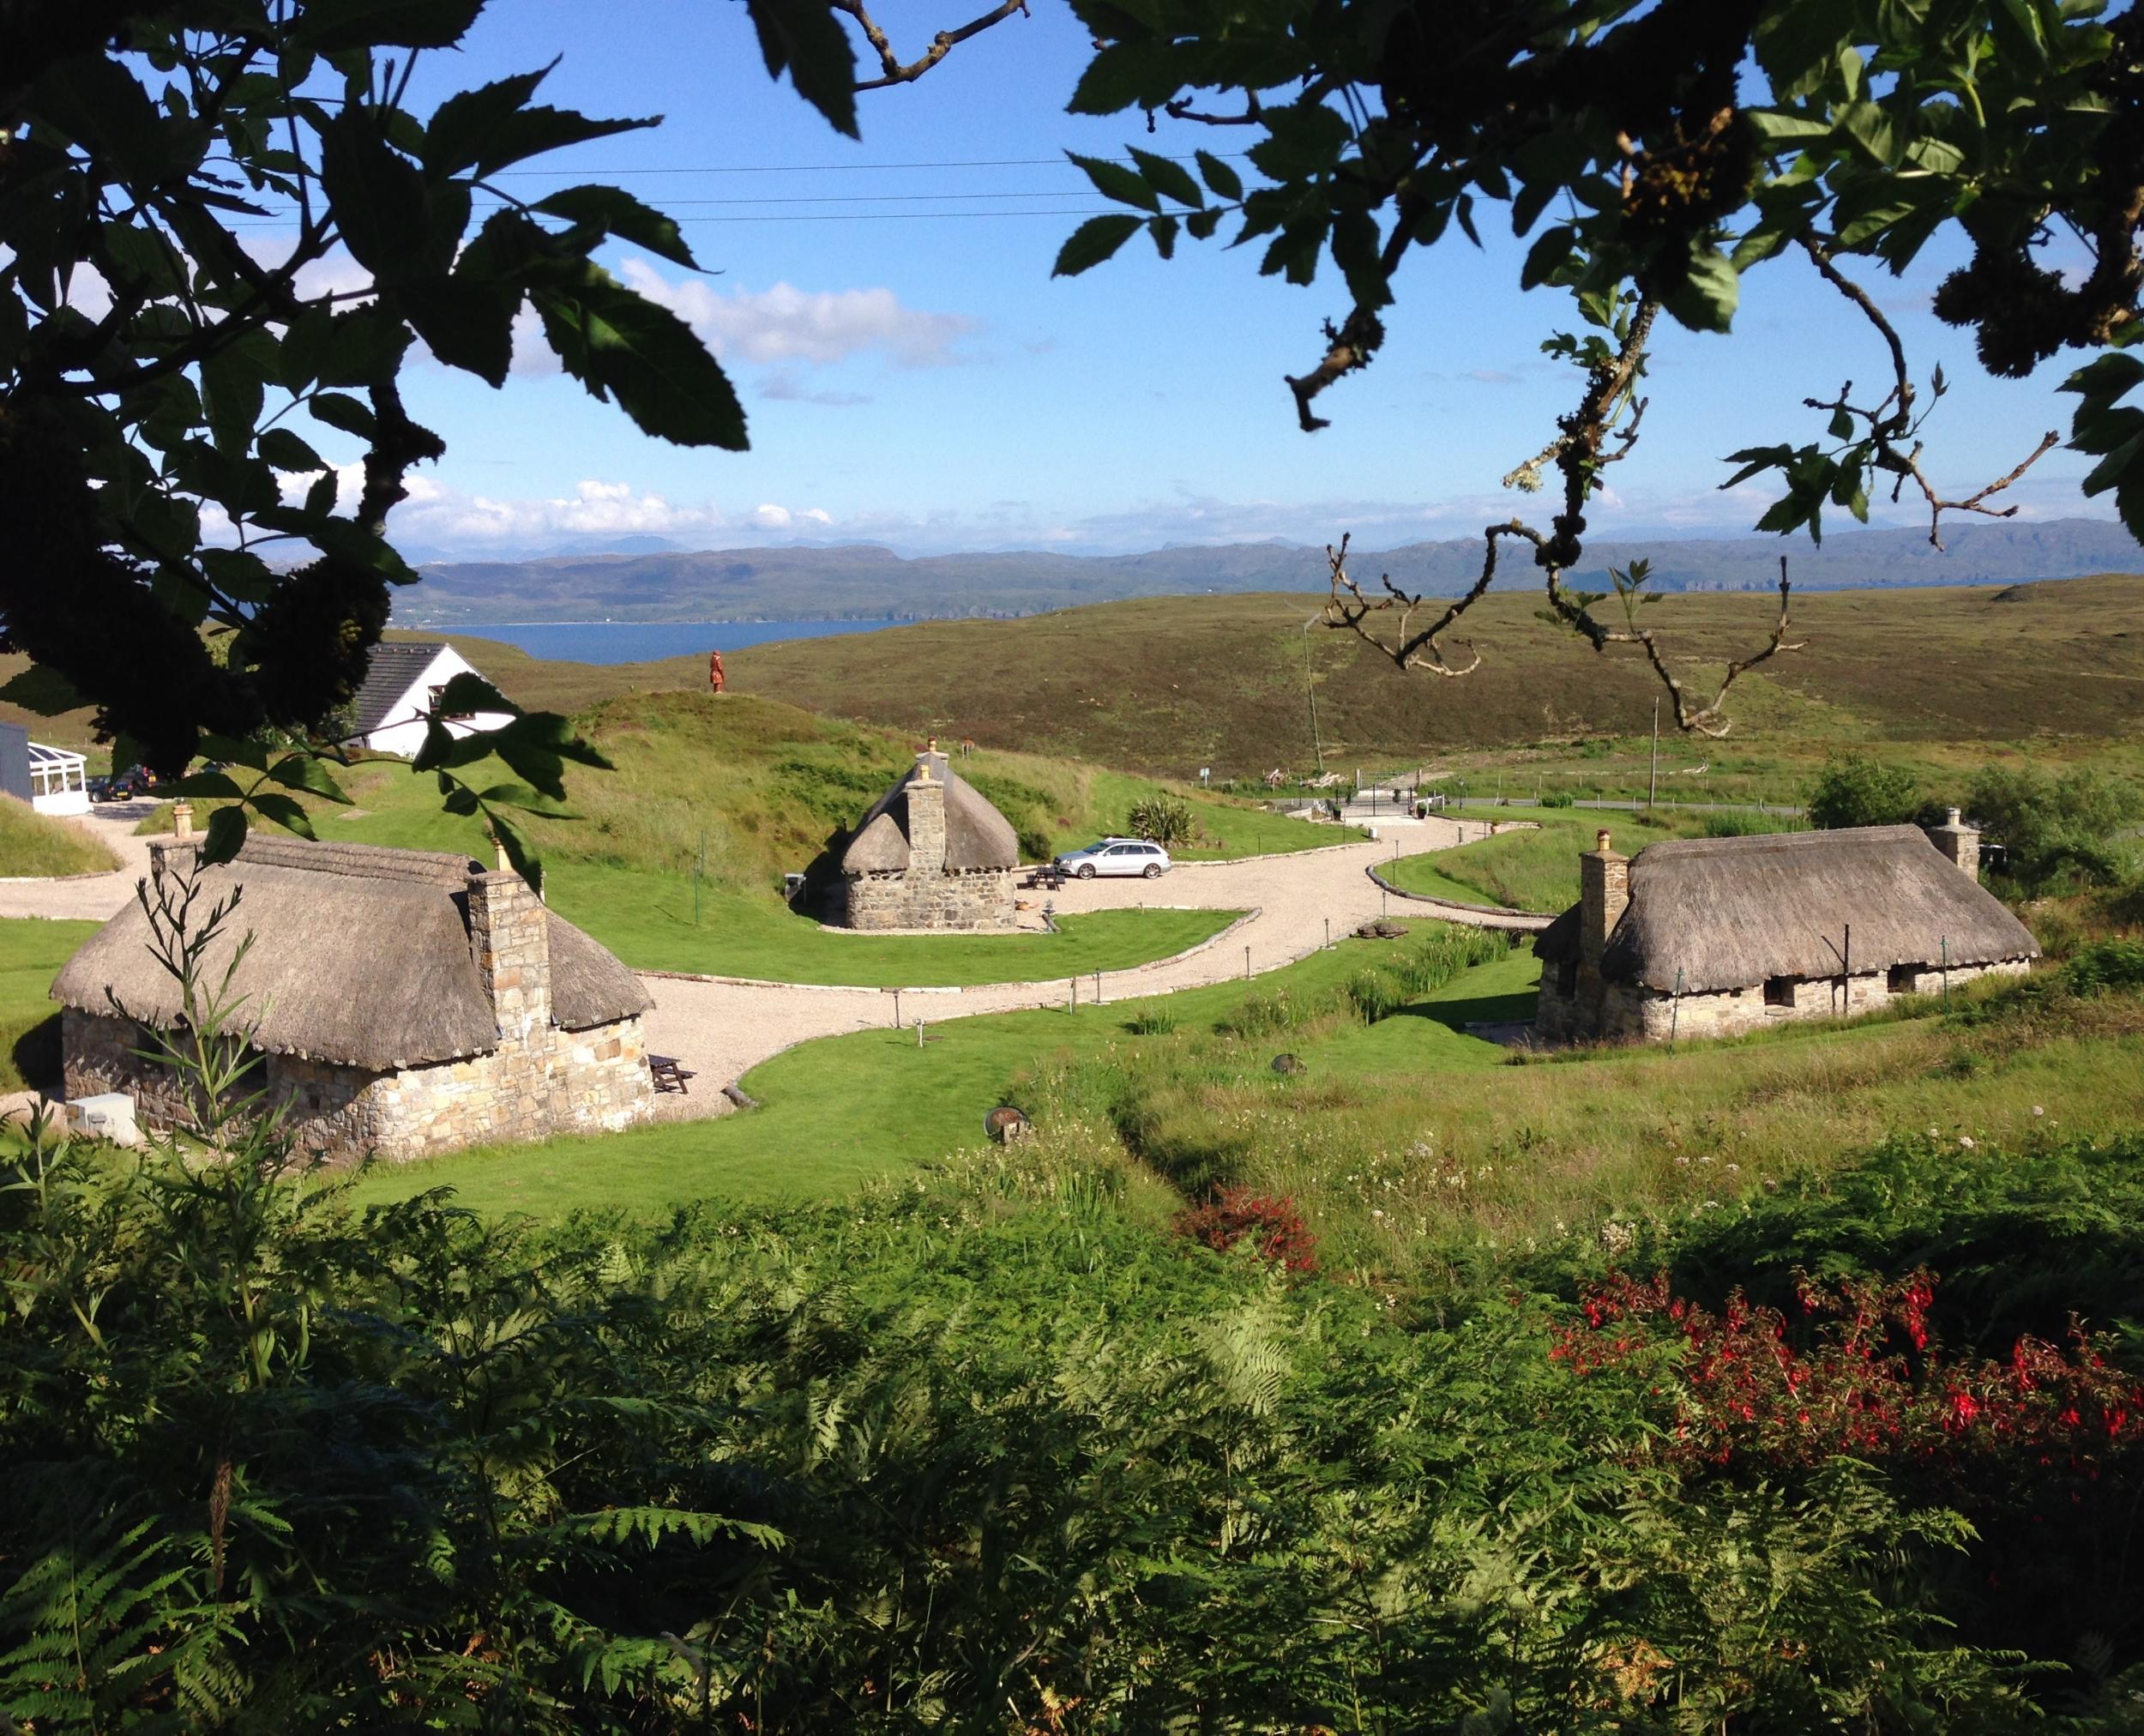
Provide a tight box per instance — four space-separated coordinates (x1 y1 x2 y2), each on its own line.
1596 829 1612 853
172 802 193 841
1947 806 1961 826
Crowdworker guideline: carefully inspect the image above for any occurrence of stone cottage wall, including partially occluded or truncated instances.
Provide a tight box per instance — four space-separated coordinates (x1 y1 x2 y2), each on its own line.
63 1007 653 1164
843 865 1017 931
1536 956 2031 1047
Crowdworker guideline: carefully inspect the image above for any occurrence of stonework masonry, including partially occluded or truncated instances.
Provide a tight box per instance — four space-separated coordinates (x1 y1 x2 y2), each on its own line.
843 865 1018 931
60 854 653 1164
1535 958 2028 1046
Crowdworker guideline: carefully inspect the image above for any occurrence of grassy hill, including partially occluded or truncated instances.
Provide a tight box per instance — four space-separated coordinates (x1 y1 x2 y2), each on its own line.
0 798 118 877
717 575 2144 784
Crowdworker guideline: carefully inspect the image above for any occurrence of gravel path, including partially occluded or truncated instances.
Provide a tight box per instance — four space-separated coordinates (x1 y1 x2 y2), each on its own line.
641 818 1541 1117
0 803 158 920
0 808 1539 1122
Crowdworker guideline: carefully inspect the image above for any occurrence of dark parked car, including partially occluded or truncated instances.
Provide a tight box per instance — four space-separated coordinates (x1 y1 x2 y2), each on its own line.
94 766 154 802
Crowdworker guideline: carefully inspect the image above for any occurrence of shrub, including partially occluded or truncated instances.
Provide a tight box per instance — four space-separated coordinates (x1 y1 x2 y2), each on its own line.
1807 753 1922 830
1969 763 2142 893
1539 790 1575 808
1220 987 1304 1037
1124 1008 1178 1035
1172 1186 1318 1271
1700 809 1775 838
1346 967 1406 1023
2066 937 2144 996
1126 793 1195 846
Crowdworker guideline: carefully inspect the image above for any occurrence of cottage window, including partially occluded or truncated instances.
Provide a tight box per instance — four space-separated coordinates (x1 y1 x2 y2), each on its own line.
1887 963 1918 993
1762 975 1796 1009
1556 958 1578 997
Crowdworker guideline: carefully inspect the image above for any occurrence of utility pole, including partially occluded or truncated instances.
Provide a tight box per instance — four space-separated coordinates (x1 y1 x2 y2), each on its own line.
1647 697 1659 813
1301 618 1326 775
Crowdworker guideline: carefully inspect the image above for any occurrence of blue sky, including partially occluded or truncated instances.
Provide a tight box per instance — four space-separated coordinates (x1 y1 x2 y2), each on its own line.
332 0 2110 559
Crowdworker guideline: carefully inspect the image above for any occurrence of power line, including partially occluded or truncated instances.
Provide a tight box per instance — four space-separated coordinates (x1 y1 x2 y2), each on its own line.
225 206 1140 228
487 151 1254 176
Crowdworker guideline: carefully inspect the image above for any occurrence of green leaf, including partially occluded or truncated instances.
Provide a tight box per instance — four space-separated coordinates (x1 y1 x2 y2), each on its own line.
1069 43 1175 116
200 805 248 866
446 105 658 180
308 391 376 438
423 64 554 175
249 790 318 838
266 754 353 803
314 111 437 281
257 428 326 472
1149 214 1177 259
168 770 247 800
304 468 339 516
529 266 747 449
1069 152 1160 214
0 665 86 716
1053 214 1142 276
1195 151 1244 202
1663 244 1739 335
1827 407 1854 442
532 184 698 268
394 275 520 386
1129 147 1203 209
1521 225 1575 291
433 672 516 717
294 0 485 50
200 346 265 455
742 0 860 139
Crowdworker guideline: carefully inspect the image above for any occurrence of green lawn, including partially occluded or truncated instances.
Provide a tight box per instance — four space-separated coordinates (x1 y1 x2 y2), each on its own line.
1385 807 1791 914
540 869 1238 986
344 930 1514 1220
0 918 99 1091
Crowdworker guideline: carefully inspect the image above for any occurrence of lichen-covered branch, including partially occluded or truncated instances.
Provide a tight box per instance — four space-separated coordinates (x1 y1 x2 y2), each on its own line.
1803 238 2059 549
828 0 1029 89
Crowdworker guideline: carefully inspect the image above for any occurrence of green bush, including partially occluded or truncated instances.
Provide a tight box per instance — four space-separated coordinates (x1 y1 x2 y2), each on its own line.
1539 789 1575 808
1126 793 1195 846
2065 937 2144 997
1807 752 1923 830
1969 763 2143 893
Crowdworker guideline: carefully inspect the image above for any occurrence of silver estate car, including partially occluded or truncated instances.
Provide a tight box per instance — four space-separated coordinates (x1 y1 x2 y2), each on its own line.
1055 837 1173 879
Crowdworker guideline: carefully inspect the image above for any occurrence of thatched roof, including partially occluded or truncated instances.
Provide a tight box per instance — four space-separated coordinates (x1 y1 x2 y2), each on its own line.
1535 825 2038 994
347 642 446 737
51 835 651 1070
839 751 1018 875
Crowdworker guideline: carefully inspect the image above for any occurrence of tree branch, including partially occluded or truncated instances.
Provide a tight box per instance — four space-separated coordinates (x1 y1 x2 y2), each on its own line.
827 0 1030 89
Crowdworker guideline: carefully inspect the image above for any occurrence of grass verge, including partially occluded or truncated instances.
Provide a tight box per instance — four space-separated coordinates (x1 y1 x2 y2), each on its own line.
0 799 118 877
0 919 100 1091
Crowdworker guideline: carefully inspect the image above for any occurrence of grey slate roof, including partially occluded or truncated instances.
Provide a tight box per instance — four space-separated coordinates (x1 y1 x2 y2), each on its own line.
839 751 1018 875
1535 825 2039 995
346 642 447 737
52 835 652 1070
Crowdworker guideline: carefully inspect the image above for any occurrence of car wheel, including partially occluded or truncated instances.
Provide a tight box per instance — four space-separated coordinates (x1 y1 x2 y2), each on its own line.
1143 864 1163 879
1078 864 1096 880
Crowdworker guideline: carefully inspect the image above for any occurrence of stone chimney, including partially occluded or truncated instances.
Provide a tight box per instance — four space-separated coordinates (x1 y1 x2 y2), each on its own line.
906 753 947 877
1580 829 1629 965
467 865 551 1044
148 803 199 877
1927 806 1981 879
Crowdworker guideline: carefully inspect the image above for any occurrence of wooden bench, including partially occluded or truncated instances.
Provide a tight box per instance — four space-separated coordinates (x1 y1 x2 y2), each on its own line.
1021 864 1067 891
648 1054 696 1094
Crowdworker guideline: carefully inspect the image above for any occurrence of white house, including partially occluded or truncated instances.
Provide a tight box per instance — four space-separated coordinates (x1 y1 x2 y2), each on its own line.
343 642 515 758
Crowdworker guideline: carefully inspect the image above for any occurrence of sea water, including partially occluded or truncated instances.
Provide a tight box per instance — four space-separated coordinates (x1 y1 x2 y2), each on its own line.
444 619 897 666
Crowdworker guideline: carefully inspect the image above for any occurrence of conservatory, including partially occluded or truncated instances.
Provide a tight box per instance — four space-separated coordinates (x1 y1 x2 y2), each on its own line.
27 741 89 816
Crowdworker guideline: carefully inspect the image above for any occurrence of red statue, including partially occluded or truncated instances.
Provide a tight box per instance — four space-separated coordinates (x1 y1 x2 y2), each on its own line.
708 648 726 694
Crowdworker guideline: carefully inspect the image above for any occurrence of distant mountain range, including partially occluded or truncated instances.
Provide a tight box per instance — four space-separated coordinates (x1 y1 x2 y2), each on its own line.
394 518 2144 626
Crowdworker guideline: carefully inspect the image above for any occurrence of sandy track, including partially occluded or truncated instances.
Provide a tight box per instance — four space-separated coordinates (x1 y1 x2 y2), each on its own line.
0 803 160 921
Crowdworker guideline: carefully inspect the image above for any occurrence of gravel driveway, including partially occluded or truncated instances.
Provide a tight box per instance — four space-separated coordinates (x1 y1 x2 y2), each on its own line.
0 803 159 920
641 818 1542 1117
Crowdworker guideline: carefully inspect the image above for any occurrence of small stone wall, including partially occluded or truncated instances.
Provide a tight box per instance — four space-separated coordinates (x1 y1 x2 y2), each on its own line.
843 865 1017 932
1535 957 2030 1046
63 1007 653 1164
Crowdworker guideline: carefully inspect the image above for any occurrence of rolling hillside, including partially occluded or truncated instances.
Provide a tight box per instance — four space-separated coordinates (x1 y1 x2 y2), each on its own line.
722 575 2144 779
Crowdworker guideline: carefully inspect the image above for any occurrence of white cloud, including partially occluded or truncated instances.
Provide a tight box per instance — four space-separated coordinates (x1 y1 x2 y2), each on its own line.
619 260 976 367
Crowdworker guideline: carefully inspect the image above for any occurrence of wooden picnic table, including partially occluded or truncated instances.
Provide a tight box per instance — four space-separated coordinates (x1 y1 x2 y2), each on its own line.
648 1053 696 1094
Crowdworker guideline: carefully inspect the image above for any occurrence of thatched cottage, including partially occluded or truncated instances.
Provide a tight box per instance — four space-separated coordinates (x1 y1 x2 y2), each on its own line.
836 747 1019 931
1533 813 2038 1045
53 832 655 1161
